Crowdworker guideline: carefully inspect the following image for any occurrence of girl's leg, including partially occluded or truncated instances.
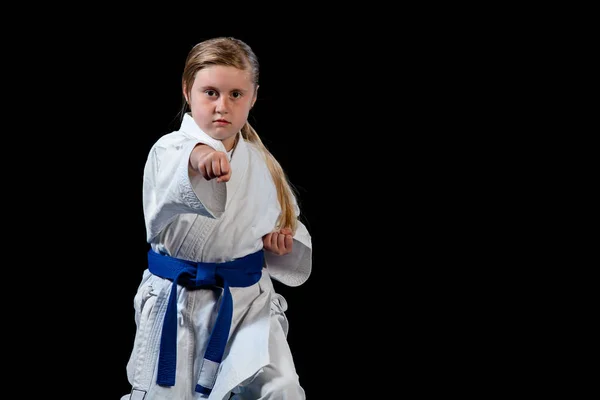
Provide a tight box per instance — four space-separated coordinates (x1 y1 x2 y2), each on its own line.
231 295 305 400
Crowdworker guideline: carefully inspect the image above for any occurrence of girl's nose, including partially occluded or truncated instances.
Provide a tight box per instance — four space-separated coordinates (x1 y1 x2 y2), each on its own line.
216 97 230 114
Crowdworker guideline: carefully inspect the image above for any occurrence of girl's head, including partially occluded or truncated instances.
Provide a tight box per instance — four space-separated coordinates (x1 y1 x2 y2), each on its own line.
182 37 259 150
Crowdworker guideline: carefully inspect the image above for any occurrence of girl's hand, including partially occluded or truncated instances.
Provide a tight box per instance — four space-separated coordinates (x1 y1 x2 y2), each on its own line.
263 227 293 256
189 144 231 183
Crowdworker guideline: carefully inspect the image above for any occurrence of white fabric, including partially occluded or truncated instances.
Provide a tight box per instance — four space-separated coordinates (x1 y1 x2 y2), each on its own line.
122 113 312 399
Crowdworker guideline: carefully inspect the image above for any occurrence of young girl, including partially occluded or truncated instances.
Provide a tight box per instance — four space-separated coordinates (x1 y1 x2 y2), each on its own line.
121 37 312 400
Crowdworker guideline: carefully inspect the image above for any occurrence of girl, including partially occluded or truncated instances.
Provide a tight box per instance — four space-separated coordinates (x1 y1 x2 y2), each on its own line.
121 37 312 400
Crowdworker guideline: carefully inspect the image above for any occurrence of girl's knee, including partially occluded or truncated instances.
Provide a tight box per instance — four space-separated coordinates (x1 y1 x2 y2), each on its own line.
232 375 305 399
266 376 305 398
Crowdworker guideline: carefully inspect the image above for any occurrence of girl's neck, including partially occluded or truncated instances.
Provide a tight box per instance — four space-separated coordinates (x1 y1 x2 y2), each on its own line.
225 133 240 155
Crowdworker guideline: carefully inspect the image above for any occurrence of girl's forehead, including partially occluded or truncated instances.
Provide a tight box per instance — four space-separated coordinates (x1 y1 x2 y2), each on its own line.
194 65 253 88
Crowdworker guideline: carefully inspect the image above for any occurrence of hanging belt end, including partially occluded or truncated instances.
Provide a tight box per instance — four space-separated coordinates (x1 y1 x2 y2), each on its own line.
195 384 212 395
195 358 220 394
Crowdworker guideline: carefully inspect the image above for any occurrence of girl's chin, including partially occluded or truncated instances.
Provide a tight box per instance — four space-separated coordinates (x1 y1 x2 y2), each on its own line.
206 130 238 145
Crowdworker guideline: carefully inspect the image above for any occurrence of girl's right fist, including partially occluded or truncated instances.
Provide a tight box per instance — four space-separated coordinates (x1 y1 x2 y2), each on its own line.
189 144 231 183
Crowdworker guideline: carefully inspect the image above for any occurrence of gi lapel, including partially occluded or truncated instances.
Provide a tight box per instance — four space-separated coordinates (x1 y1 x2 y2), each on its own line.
225 136 249 210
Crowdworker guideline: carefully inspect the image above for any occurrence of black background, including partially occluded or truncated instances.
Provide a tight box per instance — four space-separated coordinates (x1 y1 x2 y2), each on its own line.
9 12 484 398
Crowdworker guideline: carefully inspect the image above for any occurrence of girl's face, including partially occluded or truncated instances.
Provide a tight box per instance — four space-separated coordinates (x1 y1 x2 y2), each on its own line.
186 65 257 150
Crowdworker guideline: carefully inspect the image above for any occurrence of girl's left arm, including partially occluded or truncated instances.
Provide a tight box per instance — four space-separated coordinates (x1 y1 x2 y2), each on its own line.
263 219 312 287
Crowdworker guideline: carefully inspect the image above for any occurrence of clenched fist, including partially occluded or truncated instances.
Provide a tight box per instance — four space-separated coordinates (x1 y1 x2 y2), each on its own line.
263 227 293 256
189 144 231 183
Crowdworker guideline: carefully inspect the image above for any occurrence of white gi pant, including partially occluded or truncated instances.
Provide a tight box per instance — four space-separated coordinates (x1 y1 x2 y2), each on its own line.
120 270 305 400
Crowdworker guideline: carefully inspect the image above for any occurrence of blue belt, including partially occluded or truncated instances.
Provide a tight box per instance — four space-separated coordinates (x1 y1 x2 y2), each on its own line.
147 249 264 395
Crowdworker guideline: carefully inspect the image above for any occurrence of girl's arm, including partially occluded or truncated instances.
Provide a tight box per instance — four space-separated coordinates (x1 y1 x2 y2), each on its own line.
263 219 312 287
143 138 228 242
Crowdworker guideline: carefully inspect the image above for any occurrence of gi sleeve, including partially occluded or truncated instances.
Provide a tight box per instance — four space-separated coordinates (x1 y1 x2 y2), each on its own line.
143 136 227 242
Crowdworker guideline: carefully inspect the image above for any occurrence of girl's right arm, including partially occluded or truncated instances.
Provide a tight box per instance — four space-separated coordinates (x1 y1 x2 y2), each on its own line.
142 138 229 242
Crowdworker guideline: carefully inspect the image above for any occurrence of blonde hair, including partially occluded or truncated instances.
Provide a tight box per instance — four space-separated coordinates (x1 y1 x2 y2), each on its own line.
179 37 298 233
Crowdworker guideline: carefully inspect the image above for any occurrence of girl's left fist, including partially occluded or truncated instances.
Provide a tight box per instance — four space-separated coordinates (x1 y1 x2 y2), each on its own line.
263 227 293 255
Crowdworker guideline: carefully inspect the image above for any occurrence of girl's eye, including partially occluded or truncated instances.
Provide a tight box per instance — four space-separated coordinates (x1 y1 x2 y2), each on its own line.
205 90 217 97
231 92 242 99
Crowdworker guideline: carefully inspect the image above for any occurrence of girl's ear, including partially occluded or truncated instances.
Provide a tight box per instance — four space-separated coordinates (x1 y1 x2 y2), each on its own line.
251 85 259 108
183 84 189 104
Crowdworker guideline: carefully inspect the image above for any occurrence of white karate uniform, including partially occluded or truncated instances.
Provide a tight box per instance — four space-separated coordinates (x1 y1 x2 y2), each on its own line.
121 113 312 400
